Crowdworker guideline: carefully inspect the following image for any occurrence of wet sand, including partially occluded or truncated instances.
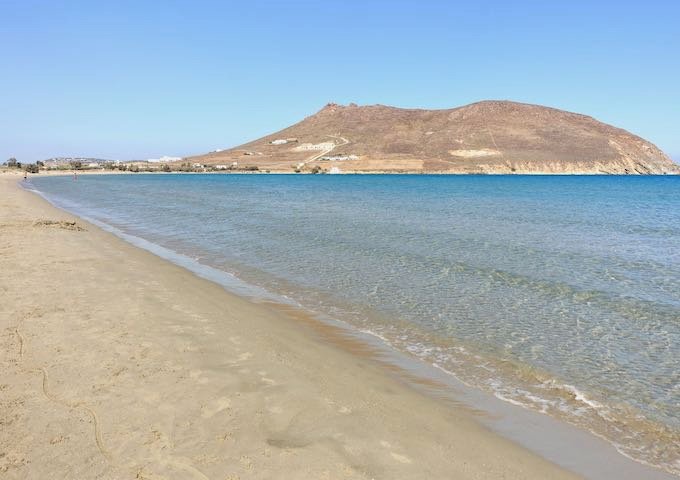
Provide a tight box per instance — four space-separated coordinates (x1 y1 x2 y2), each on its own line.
0 173 583 479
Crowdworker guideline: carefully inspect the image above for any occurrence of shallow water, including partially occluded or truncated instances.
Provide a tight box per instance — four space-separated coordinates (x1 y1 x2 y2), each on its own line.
30 173 680 475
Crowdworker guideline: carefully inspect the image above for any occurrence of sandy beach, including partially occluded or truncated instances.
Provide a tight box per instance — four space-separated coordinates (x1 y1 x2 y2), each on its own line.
0 173 582 479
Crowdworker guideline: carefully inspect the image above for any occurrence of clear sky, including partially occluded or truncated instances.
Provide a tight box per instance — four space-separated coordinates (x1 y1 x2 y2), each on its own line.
2 0 679 163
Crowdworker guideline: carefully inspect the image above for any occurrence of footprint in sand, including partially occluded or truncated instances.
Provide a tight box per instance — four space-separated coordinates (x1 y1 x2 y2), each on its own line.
390 452 412 464
50 434 68 444
239 455 253 470
227 352 253 365
380 441 412 464
257 371 276 386
189 369 210 385
237 352 253 362
201 397 231 418
181 343 198 353
323 397 351 414
267 405 284 414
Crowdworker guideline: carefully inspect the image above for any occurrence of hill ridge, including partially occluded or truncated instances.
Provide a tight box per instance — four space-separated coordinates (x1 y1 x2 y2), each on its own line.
190 101 678 174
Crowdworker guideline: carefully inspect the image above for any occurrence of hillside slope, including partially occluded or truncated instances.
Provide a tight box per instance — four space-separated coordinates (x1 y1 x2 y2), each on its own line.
190 101 679 174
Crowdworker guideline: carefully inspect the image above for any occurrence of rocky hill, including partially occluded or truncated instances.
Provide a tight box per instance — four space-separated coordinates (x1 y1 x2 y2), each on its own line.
189 101 679 174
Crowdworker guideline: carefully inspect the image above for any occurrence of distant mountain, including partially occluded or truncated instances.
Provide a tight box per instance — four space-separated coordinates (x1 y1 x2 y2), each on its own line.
189 101 679 174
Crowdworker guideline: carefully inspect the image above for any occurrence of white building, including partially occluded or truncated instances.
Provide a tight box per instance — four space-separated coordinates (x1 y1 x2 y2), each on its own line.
148 155 181 163
294 142 335 152
320 154 358 161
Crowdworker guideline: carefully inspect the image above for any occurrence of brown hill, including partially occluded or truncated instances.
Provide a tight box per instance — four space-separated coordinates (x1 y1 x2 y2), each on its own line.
189 101 679 174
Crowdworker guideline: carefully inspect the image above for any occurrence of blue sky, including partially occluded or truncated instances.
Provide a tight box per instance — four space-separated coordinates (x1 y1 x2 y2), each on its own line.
1 0 678 162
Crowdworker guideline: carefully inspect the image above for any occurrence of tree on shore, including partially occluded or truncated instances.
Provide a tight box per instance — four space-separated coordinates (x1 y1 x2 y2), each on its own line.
6 157 18 167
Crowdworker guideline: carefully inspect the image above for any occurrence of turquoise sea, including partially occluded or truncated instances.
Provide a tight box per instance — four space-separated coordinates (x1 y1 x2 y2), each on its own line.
29 174 680 475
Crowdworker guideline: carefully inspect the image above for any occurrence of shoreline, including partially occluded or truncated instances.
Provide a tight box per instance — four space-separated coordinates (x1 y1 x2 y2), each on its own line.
3 167 680 177
23 174 680 479
1 174 674 479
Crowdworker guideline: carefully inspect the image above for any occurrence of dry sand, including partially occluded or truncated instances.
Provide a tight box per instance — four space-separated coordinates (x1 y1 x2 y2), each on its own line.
0 173 579 479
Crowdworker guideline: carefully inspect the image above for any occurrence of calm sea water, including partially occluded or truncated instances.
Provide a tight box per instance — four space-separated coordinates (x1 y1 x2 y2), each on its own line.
30 174 680 474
